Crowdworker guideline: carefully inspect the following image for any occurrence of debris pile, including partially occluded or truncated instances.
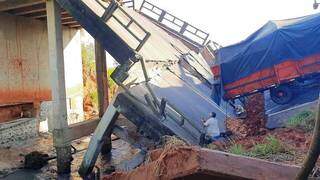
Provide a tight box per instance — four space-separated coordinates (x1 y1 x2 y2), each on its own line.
104 136 195 180
243 94 267 136
223 93 316 165
104 146 200 180
227 93 267 137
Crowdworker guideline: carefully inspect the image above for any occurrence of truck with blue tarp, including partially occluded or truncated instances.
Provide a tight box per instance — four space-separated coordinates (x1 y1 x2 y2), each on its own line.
211 13 320 105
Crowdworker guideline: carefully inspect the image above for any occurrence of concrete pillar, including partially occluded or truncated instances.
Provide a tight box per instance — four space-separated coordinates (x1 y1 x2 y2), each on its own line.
46 0 72 174
94 40 111 155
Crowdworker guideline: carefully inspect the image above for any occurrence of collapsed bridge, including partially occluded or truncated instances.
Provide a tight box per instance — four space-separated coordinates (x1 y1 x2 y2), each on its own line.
54 0 229 176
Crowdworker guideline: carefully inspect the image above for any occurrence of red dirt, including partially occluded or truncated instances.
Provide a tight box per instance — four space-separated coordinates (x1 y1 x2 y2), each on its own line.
103 145 301 180
103 146 200 180
243 93 267 136
270 128 312 151
225 93 313 165
227 93 267 137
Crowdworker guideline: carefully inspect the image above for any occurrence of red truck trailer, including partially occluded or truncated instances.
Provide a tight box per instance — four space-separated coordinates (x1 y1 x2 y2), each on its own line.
211 14 320 105
212 55 320 104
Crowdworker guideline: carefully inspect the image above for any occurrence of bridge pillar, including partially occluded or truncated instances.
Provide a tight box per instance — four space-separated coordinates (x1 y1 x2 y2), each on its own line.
46 0 72 174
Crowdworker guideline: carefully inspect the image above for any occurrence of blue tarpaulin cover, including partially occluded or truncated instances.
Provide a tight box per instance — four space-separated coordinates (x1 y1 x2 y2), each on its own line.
217 13 320 85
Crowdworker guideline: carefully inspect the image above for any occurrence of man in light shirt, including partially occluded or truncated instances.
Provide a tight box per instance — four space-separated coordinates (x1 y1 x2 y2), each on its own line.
200 112 222 145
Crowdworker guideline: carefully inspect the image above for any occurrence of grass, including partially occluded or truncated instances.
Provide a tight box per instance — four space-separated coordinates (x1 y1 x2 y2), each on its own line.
228 144 247 156
286 110 315 132
249 136 286 158
228 135 291 159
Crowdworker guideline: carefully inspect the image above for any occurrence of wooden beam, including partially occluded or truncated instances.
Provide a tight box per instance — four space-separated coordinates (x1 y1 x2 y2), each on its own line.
32 10 69 19
14 8 46 16
46 0 72 174
0 0 44 12
26 11 46 18
95 41 109 118
61 16 73 20
68 119 100 141
95 40 111 155
61 20 78 25
69 24 82 28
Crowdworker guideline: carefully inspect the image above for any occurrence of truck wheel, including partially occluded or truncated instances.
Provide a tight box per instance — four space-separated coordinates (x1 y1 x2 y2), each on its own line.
270 85 294 105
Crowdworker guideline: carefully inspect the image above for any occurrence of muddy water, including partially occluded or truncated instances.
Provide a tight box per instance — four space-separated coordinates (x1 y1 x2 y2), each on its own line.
3 170 39 180
2 139 138 179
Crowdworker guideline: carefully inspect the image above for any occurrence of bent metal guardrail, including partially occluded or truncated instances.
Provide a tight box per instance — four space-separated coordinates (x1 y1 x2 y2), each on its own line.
139 0 210 47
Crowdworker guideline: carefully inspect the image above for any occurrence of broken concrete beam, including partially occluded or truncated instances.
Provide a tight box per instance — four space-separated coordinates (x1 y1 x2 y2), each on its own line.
103 146 299 180
199 148 299 180
78 104 119 178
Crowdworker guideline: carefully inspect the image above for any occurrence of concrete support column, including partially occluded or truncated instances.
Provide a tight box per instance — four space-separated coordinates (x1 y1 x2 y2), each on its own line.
94 40 111 155
46 0 72 174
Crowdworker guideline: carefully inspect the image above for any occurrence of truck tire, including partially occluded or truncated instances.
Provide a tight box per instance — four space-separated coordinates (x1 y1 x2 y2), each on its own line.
270 85 294 105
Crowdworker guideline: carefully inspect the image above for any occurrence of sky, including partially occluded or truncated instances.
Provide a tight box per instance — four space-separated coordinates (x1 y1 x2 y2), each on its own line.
134 0 318 46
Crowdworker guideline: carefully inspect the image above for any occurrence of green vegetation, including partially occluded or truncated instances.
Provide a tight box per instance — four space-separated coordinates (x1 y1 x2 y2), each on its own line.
82 44 96 72
228 136 292 159
228 144 247 156
249 136 286 158
286 110 315 132
81 43 118 117
82 43 99 111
